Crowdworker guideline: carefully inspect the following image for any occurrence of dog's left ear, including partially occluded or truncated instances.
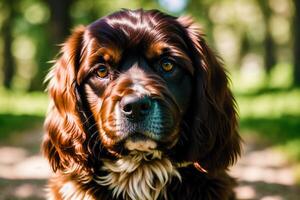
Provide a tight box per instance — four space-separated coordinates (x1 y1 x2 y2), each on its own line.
42 26 88 172
178 17 241 172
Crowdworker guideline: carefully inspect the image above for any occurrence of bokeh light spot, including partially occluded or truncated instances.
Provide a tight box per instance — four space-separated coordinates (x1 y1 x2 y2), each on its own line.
24 3 50 25
12 36 36 60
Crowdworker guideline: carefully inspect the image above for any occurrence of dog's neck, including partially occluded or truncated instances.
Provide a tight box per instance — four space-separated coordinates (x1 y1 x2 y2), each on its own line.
95 151 181 200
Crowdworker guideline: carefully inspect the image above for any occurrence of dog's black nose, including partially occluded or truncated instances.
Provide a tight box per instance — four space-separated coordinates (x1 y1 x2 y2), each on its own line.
120 95 152 121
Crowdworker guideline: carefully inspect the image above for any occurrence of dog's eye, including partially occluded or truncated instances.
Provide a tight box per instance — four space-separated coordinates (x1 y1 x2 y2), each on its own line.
160 58 175 73
96 65 109 78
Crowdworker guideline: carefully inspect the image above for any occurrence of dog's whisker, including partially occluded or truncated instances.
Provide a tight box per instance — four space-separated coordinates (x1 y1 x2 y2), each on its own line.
88 123 98 130
81 113 95 126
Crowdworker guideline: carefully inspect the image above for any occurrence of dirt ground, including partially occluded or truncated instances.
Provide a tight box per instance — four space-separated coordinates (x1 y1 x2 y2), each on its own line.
0 127 299 200
230 134 300 200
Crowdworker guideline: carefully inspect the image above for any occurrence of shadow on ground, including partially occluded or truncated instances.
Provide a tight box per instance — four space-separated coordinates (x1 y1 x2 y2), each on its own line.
0 125 51 200
0 178 47 200
230 134 300 200
1 123 300 200
236 180 300 200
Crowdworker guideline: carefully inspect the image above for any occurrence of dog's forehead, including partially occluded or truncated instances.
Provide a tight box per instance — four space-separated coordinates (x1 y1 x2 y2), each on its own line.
87 40 169 63
86 10 190 59
146 42 169 59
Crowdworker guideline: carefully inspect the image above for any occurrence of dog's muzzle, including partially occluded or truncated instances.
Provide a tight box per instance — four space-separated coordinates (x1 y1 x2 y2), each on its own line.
119 94 157 152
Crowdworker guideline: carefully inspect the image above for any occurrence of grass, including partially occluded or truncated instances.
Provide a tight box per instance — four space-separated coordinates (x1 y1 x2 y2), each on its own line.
237 88 300 119
235 82 300 163
0 88 48 139
0 114 44 139
0 88 48 115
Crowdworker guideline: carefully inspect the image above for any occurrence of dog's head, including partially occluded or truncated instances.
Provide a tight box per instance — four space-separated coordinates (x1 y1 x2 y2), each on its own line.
43 9 240 177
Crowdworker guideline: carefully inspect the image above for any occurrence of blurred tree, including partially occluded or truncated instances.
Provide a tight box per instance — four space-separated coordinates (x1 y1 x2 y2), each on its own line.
259 0 277 75
185 0 213 42
1 0 16 89
294 0 300 86
47 0 73 45
29 0 74 90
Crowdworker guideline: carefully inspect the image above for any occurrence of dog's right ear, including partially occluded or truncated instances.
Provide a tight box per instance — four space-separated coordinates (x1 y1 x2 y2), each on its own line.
42 26 88 172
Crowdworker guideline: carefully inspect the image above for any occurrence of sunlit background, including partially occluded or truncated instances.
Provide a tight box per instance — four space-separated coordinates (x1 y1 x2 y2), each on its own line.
0 0 300 199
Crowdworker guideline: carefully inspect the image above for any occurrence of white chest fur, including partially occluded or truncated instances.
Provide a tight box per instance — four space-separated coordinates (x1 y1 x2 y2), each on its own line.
95 151 181 200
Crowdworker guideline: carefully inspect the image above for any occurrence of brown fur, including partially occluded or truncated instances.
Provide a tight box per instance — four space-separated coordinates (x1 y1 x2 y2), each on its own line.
43 9 241 200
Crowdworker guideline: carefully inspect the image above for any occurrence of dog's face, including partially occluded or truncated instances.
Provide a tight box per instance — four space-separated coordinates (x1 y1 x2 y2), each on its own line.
82 14 194 155
43 9 240 177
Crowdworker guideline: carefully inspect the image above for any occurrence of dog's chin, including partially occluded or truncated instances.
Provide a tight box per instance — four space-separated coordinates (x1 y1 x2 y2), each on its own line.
122 130 179 152
103 132 171 161
123 133 156 151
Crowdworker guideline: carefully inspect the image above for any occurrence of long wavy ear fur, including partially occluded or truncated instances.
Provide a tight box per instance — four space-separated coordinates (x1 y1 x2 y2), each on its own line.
178 17 241 172
42 26 87 172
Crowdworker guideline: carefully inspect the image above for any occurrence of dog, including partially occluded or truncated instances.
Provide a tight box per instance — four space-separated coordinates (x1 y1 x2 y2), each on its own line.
42 9 241 200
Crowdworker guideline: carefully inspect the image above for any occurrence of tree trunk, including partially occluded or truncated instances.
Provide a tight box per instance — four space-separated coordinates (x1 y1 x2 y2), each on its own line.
265 31 276 73
260 1 277 74
1 0 15 89
293 0 300 86
29 0 73 91
47 0 73 45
